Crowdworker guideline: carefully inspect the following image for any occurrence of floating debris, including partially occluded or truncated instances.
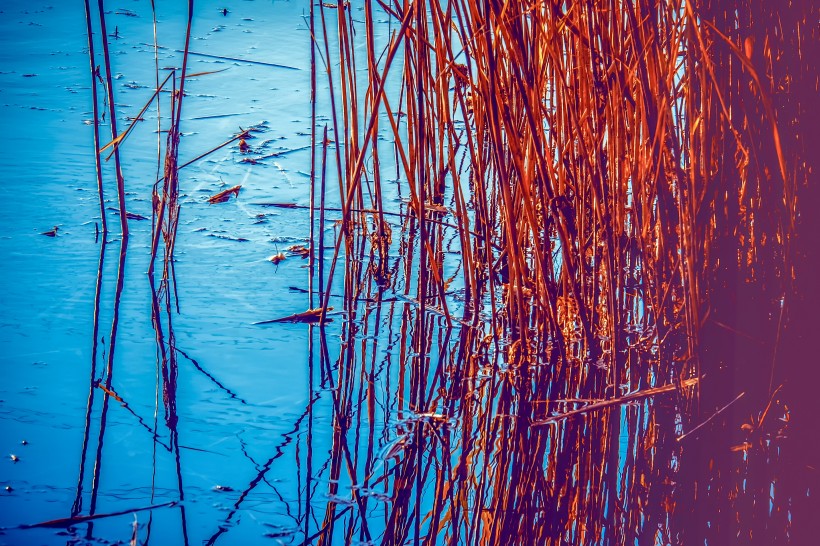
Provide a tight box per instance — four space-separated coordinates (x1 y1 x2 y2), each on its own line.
213 484 234 492
186 68 230 78
95 382 124 403
207 185 241 204
207 233 250 242
253 307 335 325
246 144 311 163
125 211 148 221
254 202 300 209
238 138 250 153
287 244 310 258
268 252 286 264
41 226 58 237
420 200 449 214
531 377 701 427
264 529 296 538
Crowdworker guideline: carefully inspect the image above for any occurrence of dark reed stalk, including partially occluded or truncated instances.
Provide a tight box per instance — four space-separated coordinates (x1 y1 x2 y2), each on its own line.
150 0 162 183
149 0 194 279
87 237 128 528
95 0 128 237
73 0 108 516
303 325 317 541
70 236 107 519
84 0 106 236
319 125 329 305
309 0 318 309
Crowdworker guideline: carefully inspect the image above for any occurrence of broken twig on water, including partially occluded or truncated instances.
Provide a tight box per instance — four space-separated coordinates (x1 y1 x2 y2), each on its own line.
253 307 336 325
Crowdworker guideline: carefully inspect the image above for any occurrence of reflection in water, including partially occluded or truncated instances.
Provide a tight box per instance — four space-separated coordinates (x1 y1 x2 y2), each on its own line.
71 236 105 520
147 4 194 538
69 3 135 530
5 0 814 544
66 236 137 540
204 391 321 546
88 238 128 539
149 271 189 546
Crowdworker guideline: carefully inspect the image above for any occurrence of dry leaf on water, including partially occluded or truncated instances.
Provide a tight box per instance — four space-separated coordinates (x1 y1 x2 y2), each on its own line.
207 185 241 203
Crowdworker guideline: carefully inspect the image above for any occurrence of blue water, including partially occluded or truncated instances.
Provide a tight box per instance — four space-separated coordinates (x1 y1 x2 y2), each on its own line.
0 1 358 543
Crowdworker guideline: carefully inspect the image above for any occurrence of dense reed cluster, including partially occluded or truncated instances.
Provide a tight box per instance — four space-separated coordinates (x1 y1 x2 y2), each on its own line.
309 0 818 544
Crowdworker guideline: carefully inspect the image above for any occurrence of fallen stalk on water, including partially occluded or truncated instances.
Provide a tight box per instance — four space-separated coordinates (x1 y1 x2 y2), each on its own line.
531 377 701 426
253 307 337 325
141 43 301 70
252 202 502 250
19 501 177 529
207 185 241 203
99 70 174 159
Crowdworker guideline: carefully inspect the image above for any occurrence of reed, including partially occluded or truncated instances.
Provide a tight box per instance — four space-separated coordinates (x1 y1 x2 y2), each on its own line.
83 0 106 236
95 0 128 237
72 0 815 543
308 0 817 543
